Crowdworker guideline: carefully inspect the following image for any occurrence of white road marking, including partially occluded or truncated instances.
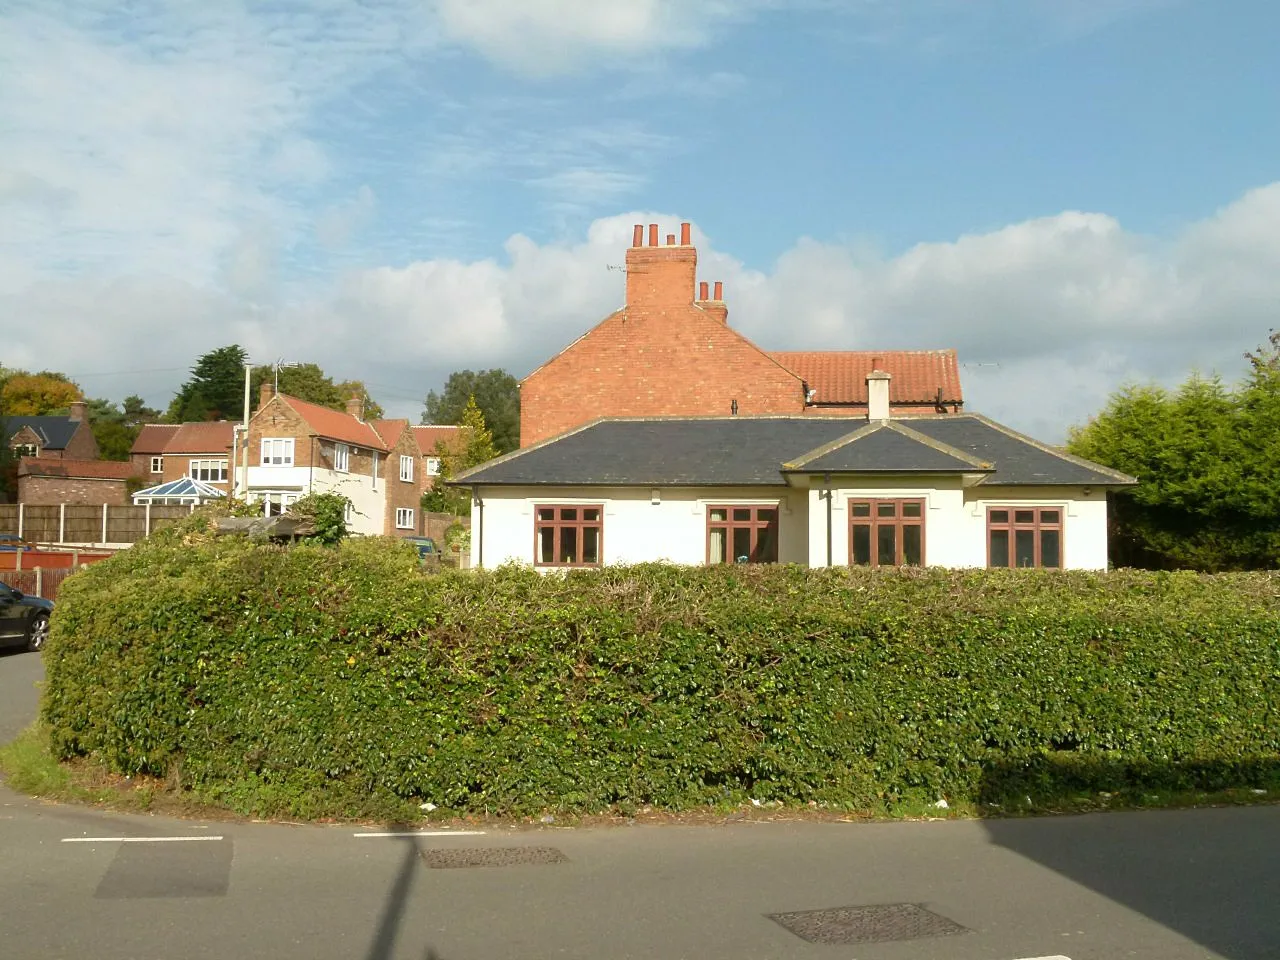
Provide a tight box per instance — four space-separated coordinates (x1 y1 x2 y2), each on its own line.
353 830 486 838
61 836 225 843
1012 956 1072 959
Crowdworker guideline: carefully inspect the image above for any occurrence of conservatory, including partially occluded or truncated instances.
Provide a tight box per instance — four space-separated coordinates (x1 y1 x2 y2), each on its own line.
131 477 227 507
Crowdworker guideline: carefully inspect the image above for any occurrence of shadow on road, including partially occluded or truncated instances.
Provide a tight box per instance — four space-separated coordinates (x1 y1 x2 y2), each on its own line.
978 756 1280 960
363 823 449 960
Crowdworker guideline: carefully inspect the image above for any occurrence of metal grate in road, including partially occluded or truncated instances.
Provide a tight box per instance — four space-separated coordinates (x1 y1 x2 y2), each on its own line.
768 902 968 944
421 846 568 869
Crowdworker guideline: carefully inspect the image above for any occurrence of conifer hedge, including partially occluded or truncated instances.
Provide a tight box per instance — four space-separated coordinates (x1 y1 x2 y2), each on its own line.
40 529 1280 818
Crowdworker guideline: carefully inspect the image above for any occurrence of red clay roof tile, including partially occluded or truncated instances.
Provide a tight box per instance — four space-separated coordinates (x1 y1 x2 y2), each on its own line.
770 350 963 406
129 424 180 455
281 395 390 450
164 421 236 454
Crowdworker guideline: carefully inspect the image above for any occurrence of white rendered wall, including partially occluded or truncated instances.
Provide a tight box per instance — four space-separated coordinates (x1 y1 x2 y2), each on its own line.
247 465 385 536
804 476 1108 571
471 486 808 569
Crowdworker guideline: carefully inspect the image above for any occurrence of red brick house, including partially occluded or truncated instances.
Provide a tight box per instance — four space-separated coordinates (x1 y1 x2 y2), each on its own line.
129 422 235 492
4 401 100 460
519 223 963 447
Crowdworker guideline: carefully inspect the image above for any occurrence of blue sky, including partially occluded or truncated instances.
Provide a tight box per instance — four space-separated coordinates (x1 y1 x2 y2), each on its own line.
2 0 1278 438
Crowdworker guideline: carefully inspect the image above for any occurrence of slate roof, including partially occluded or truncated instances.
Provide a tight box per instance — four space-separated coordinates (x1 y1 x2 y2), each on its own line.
771 350 963 406
3 416 81 450
785 421 991 474
455 415 1135 488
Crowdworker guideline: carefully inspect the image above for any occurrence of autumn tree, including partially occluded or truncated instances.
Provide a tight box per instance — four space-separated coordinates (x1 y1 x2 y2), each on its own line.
0 371 82 415
423 369 519 454
421 397 497 516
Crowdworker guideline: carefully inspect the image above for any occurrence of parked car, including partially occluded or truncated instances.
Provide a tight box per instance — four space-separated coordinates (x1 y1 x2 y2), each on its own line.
403 536 439 559
0 583 52 652
0 534 35 552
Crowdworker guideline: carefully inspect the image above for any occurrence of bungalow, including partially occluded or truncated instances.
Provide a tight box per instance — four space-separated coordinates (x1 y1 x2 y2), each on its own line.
455 371 1136 571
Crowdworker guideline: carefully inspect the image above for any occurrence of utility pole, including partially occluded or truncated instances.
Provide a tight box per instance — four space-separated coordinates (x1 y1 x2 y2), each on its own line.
238 362 252 500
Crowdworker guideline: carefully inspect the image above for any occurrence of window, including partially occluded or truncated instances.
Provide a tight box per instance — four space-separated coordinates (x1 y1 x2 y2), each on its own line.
16 444 39 458
535 505 603 567
333 443 350 473
260 492 299 517
395 507 415 530
988 507 1062 569
849 498 925 568
399 455 414 482
261 438 295 466
150 456 163 473
188 459 228 482
426 457 442 476
707 505 779 564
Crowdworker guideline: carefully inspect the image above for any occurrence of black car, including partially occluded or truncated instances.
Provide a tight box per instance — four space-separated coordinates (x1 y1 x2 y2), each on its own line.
0 583 52 652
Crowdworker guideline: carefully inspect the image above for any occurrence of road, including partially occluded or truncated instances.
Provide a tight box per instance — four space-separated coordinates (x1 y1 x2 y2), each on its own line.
2 648 1278 960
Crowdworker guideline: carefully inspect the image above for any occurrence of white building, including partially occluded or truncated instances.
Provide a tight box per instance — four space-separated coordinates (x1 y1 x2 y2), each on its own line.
455 374 1135 571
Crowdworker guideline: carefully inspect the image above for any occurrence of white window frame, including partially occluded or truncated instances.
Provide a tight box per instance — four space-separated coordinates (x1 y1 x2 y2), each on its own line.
150 456 163 473
426 456 442 476
399 455 414 482
372 452 380 490
395 507 414 530
261 438 295 467
188 459 228 482
333 442 350 473
258 492 299 517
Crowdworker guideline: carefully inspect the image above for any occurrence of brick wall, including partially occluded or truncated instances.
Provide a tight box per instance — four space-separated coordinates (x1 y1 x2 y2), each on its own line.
162 450 234 489
249 395 317 466
383 428 425 537
18 475 129 506
520 222 806 447
63 421 100 460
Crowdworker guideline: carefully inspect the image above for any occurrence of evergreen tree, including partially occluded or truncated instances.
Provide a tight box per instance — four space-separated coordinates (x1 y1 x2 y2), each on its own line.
423 369 519 453
421 396 497 516
168 345 248 422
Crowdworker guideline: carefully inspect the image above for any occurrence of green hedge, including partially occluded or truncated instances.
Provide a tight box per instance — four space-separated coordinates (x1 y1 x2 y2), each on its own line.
40 531 1280 818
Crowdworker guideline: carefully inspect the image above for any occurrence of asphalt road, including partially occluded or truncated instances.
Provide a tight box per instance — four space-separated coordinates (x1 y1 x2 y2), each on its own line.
2 648 1278 960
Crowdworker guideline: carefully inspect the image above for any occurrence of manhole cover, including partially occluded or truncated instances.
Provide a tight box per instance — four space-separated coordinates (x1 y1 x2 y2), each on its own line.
421 846 568 869
768 902 968 944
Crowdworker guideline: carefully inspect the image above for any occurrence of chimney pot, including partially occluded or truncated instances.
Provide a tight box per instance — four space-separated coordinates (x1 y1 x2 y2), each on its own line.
680 222 691 245
699 281 709 300
68 400 88 422
648 224 659 247
666 233 676 246
713 281 723 300
346 395 364 421
632 224 644 247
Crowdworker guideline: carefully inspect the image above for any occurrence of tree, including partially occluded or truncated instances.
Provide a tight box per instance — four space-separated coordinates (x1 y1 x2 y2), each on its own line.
1067 341 1280 570
122 395 162 425
0 371 82 415
423 369 519 454
85 399 139 461
421 396 497 516
169 345 248 422
249 364 385 420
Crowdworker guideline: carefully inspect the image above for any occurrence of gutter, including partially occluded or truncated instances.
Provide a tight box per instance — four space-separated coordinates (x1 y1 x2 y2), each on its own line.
473 487 484 570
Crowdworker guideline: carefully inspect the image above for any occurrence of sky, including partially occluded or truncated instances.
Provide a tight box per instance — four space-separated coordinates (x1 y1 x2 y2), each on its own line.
1 0 1278 441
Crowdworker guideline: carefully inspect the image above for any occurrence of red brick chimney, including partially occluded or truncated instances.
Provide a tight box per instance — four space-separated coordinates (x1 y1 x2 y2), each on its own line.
260 382 275 408
345 395 364 421
68 400 88 422
625 221 697 312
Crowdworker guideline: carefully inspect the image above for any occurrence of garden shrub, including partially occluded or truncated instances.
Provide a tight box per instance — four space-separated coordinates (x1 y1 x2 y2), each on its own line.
40 534 1280 819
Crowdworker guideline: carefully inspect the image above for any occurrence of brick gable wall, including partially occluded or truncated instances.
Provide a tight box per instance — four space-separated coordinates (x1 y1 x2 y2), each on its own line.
63 421 100 460
382 427 424 537
520 222 805 447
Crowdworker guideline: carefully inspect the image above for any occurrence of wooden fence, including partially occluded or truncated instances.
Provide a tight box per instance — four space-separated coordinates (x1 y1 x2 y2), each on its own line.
0 504 194 545
0 567 79 601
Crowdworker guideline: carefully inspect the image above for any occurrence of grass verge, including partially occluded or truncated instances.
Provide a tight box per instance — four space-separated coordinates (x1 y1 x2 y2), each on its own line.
2 723 1276 827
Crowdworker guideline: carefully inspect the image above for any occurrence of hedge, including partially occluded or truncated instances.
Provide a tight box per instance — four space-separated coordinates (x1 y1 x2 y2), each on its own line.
40 529 1280 818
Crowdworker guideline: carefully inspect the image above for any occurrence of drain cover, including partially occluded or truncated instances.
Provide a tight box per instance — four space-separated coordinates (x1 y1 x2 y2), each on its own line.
421 846 568 869
768 902 968 944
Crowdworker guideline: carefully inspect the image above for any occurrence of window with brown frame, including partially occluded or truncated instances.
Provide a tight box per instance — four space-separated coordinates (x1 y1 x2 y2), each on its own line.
848 498 925 567
535 505 603 567
707 505 779 564
987 507 1062 568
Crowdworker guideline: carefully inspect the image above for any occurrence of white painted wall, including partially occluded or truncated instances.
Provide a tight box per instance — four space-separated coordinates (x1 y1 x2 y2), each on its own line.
471 486 809 569
471 482 1110 571
247 465 386 536
802 476 1109 570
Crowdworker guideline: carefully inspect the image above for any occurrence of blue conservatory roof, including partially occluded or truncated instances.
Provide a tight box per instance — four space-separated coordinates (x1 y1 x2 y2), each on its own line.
132 477 227 500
